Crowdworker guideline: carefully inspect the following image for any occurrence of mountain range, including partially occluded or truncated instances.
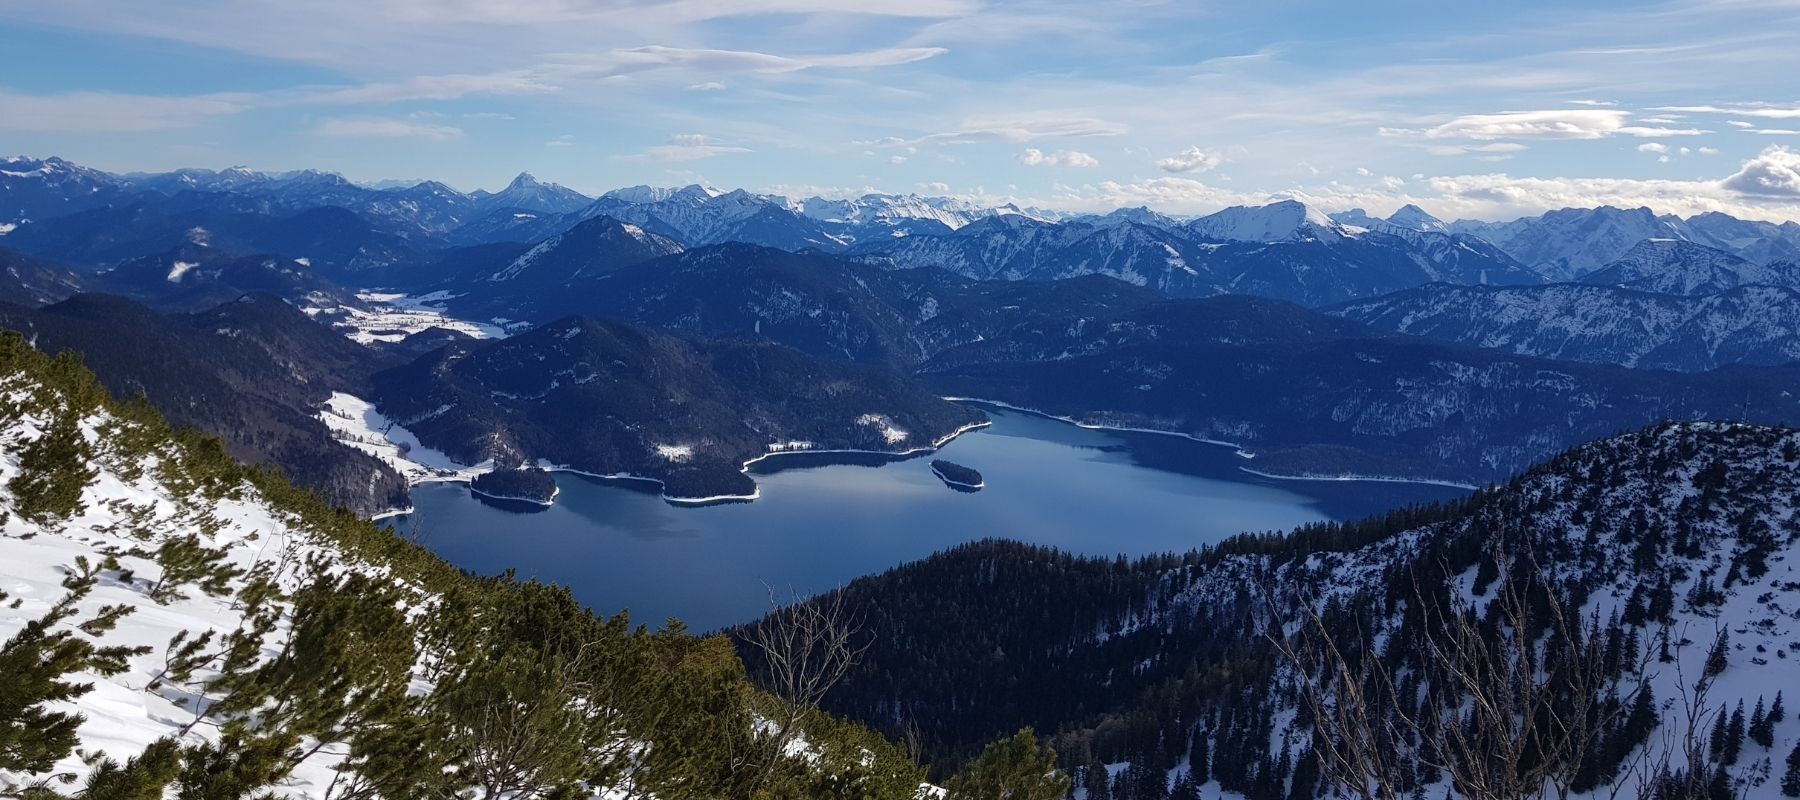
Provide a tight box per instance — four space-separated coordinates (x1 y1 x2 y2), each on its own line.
12 155 1800 295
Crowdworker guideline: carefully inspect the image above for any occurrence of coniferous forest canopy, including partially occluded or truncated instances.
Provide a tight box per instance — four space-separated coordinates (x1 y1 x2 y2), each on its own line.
8 6 1800 794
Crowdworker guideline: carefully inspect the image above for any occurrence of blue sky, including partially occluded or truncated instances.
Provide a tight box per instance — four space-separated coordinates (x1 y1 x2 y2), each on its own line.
3 0 1800 221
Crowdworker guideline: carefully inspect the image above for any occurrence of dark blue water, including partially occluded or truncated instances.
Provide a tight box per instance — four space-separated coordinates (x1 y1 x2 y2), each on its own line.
398 405 1467 630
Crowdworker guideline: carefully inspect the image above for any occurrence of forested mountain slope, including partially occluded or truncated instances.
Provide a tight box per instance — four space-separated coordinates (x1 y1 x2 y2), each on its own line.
0 294 409 515
751 421 1800 800
370 315 986 500
1329 283 1800 372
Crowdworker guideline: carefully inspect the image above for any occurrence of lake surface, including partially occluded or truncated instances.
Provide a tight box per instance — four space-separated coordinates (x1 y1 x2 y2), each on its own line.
397 405 1467 631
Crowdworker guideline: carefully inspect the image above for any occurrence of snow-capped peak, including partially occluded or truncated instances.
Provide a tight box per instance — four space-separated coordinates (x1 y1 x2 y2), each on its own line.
1186 199 1346 243
1386 203 1448 233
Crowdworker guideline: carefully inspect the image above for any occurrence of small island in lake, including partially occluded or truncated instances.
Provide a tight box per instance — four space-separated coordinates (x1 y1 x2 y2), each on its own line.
930 459 985 491
470 467 560 507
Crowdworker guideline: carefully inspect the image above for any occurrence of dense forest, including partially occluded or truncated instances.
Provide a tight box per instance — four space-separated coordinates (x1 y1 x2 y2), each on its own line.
469 467 559 505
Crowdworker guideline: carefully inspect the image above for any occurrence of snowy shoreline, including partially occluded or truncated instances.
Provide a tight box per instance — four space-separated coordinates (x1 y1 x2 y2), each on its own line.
941 396 1248 449
929 463 986 490
1236 467 1481 491
468 484 561 507
325 391 995 514
945 396 1480 491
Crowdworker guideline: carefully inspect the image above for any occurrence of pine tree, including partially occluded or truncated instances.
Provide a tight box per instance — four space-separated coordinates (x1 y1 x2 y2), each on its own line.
1782 740 1800 797
944 728 1072 800
1722 703 1746 766
1087 761 1113 800
1288 746 1320 800
149 534 243 604
0 565 149 773
1705 630 1731 676
1711 711 1730 761
1774 691 1788 725
5 407 96 526
1169 773 1201 800
1750 698 1774 749
1624 684 1659 747
78 737 181 799
1188 731 1210 787
1709 763 1733 800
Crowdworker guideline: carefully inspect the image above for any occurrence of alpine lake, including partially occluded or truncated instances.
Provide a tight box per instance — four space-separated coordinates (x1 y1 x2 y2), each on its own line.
396 403 1468 631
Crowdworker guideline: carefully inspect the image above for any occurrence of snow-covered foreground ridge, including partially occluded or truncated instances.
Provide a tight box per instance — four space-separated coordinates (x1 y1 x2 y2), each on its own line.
1146 420 1800 800
0 333 936 798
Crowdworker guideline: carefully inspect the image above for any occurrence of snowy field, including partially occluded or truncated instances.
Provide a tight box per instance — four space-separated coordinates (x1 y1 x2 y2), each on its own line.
306 291 513 345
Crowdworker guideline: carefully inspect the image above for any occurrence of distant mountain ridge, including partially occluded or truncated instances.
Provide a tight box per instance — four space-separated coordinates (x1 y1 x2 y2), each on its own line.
1329 281 1800 371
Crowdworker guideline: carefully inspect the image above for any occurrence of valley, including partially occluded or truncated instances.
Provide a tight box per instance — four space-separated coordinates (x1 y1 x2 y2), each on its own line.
6 152 1800 800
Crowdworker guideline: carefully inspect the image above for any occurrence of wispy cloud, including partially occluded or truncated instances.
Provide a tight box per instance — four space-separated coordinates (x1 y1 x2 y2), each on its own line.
1652 103 1800 119
867 115 1128 149
619 133 751 161
0 90 244 132
311 118 465 140
1425 143 1531 156
1422 110 1707 140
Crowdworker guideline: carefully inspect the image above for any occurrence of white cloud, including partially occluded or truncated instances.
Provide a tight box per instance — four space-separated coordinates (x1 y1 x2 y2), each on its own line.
545 134 575 147
1721 145 1800 197
0 90 244 132
889 155 909 165
1425 109 1707 140
921 181 951 193
1017 148 1099 167
555 45 948 80
1638 142 1669 154
1425 142 1531 156
312 118 464 140
687 81 727 91
1653 104 1800 119
620 133 751 161
1156 146 1224 174
291 71 556 105
868 115 1128 148
1699 147 1722 155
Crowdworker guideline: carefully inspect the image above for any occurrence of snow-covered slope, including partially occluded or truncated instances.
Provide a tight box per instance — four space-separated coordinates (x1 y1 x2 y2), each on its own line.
1579 239 1800 295
1 340 430 794
1192 421 1800 800
1331 282 1800 371
1186 199 1350 243
1451 206 1691 281
471 172 592 215
1 331 939 799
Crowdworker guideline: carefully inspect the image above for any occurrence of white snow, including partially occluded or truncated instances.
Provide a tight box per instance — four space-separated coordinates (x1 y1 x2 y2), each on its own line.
1 383 432 795
317 392 493 486
316 292 508 344
855 413 911 445
165 260 199 282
